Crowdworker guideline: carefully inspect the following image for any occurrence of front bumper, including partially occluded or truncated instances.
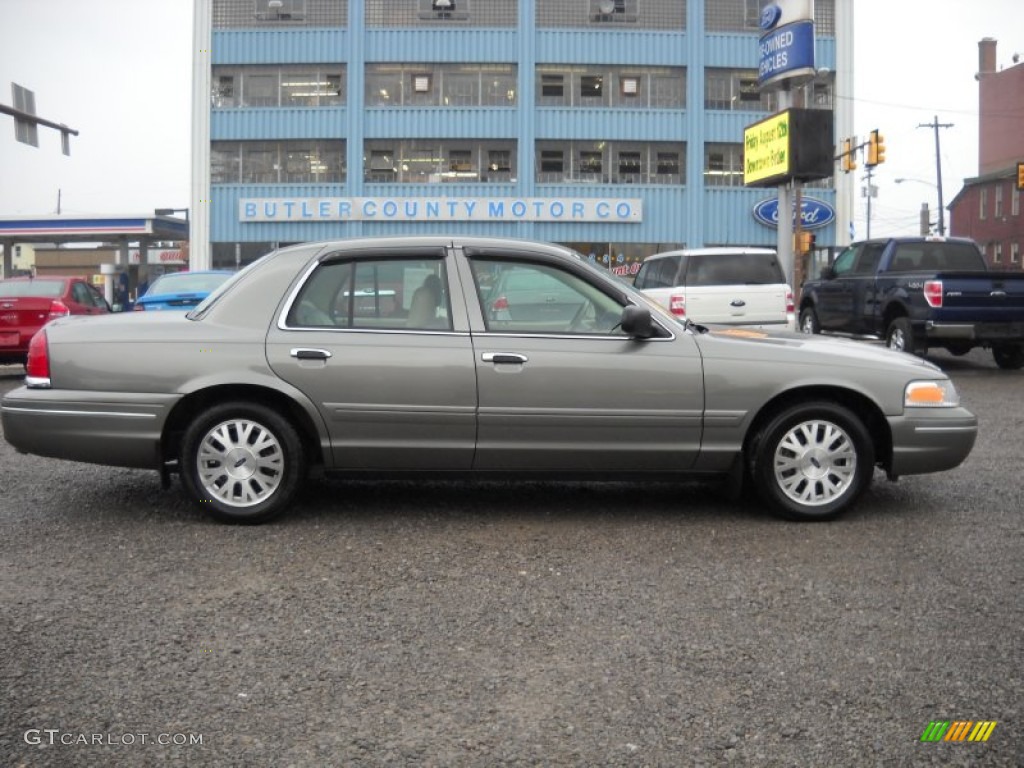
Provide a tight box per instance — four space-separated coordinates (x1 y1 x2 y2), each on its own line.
886 407 977 477
1 386 180 470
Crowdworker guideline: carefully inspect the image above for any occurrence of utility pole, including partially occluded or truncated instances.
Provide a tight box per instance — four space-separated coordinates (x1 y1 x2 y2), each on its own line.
917 115 954 236
863 166 876 239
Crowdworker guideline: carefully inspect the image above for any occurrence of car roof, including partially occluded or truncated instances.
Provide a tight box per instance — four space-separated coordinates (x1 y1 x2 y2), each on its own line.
643 247 777 261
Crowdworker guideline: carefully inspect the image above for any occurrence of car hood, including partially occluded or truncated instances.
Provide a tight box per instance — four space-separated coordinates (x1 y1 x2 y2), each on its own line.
694 325 943 375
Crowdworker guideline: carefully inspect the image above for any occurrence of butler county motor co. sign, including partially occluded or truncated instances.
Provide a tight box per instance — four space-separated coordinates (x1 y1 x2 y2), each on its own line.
239 197 643 223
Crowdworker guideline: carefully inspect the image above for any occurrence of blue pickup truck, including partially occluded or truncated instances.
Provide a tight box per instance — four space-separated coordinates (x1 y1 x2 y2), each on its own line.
798 236 1024 369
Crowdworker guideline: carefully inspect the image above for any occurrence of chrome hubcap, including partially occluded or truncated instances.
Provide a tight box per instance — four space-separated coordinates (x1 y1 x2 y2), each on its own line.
773 420 856 507
197 419 284 507
801 316 814 334
889 329 905 351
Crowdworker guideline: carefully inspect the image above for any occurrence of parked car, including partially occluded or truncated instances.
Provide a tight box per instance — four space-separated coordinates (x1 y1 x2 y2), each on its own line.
633 247 794 327
799 236 1024 369
2 237 976 525
0 275 110 365
133 270 234 311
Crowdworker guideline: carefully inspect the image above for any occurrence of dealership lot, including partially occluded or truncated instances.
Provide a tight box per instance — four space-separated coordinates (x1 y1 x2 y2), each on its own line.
0 348 1020 767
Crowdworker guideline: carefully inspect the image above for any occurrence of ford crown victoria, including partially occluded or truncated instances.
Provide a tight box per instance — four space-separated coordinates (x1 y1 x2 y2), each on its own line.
1 237 977 524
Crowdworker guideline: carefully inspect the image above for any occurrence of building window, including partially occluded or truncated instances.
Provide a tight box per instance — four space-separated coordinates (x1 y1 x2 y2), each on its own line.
1011 242 1020 265
366 64 516 107
580 75 605 104
418 0 470 21
537 65 684 108
210 140 345 184
213 66 346 109
1013 184 1020 217
993 243 1002 264
743 0 760 28
590 0 638 23
579 150 603 177
995 185 1004 218
364 140 516 183
705 69 770 111
253 0 307 22
540 149 565 176
979 188 987 220
536 141 684 184
704 143 745 187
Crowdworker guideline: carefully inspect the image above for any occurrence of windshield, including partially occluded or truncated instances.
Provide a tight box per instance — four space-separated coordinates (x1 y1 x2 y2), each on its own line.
147 272 232 296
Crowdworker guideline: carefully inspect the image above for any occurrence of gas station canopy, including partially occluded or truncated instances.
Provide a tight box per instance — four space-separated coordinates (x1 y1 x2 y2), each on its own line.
0 213 187 246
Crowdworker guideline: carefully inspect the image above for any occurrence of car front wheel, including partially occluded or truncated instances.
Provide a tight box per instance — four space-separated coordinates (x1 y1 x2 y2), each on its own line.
750 401 875 521
798 307 820 335
181 402 305 524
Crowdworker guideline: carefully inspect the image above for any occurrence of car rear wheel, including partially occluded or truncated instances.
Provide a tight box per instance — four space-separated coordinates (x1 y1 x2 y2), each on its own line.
750 401 874 521
798 307 820 335
181 402 305 524
992 343 1024 370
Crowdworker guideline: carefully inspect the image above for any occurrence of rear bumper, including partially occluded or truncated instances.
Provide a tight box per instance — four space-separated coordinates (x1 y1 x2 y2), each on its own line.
886 408 977 477
1 386 180 469
925 320 1024 343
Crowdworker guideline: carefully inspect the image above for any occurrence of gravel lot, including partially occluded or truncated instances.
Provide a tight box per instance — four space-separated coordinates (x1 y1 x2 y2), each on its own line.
0 349 1021 767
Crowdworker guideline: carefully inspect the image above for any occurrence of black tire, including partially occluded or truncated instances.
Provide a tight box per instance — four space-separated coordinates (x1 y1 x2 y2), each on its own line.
749 401 875 522
798 307 820 335
886 317 925 356
180 402 306 524
992 343 1024 370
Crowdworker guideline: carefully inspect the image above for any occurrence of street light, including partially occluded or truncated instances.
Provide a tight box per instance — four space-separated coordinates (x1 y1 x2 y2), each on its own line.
894 178 945 237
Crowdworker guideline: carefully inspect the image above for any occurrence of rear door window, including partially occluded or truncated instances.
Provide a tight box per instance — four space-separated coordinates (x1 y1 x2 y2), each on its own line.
685 253 784 286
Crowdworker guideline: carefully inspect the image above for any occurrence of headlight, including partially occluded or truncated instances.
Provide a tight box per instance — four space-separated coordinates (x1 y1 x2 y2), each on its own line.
904 379 960 408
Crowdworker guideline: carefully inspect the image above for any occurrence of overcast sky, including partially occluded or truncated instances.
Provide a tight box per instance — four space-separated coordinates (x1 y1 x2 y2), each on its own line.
0 0 1020 239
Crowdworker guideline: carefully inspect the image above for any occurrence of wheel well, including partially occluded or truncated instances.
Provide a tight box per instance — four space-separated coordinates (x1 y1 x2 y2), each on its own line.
881 303 907 330
161 385 325 469
798 298 815 314
743 386 892 471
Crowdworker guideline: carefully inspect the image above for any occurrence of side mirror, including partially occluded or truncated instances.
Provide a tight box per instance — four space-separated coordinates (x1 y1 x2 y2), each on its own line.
620 305 654 339
820 266 836 280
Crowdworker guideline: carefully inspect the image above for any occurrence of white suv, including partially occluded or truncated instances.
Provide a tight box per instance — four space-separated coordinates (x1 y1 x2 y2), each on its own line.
633 247 793 327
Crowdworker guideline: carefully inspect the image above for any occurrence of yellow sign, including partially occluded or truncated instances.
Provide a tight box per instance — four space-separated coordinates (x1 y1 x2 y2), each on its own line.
1018 162 1024 190
744 111 791 185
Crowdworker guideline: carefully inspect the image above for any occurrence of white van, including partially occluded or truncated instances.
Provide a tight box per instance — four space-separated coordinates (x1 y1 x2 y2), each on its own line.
633 247 794 327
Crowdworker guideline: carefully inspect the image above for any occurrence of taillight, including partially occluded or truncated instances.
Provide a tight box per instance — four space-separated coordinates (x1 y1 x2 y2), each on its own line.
785 288 795 314
491 296 509 312
46 300 70 321
25 330 51 387
923 280 943 308
669 294 686 316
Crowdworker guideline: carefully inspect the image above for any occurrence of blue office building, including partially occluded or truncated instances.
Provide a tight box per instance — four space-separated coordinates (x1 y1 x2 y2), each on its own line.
190 0 854 274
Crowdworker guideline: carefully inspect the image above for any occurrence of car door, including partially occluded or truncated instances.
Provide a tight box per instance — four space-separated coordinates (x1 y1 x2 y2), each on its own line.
457 247 704 472
266 247 477 470
816 244 884 333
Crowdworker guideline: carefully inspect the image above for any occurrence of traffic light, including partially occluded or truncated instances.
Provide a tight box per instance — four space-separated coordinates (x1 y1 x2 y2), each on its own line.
794 231 817 254
866 129 886 166
841 138 857 173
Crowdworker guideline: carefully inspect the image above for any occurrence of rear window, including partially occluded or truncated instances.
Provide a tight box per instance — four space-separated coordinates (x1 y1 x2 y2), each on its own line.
635 256 681 289
887 242 986 272
684 253 784 287
0 279 66 298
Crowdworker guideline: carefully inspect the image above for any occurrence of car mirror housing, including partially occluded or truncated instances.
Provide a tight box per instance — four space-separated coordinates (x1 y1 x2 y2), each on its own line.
620 305 654 339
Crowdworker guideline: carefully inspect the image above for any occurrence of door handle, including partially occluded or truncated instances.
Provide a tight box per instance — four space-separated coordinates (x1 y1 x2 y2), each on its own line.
290 348 332 360
481 352 528 364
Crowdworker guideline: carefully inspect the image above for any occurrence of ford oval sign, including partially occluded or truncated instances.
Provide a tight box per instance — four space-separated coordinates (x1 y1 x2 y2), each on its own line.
759 4 783 30
752 197 836 231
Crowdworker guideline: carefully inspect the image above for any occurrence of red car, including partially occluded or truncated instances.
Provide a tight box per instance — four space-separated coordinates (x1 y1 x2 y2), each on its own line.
0 276 111 365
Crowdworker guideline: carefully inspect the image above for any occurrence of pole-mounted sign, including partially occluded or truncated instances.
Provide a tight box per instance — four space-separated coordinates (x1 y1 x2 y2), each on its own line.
757 0 816 90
